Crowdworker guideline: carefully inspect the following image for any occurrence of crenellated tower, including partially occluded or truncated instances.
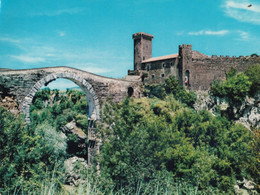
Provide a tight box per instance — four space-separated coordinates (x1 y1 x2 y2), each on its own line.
178 44 192 87
133 32 153 71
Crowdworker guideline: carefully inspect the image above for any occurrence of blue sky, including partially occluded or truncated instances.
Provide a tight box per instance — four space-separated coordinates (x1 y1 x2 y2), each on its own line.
0 0 259 88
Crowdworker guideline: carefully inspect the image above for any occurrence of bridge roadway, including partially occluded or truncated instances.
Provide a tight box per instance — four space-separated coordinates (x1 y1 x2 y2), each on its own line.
0 66 141 121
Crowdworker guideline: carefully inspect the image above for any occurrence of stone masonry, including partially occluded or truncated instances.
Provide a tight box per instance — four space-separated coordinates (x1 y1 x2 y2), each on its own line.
0 66 141 165
129 32 260 90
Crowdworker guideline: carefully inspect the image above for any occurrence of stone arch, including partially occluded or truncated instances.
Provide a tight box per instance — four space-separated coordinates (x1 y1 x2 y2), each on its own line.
22 72 100 123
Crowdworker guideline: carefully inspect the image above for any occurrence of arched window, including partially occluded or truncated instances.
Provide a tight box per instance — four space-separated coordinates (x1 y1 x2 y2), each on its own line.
185 70 190 86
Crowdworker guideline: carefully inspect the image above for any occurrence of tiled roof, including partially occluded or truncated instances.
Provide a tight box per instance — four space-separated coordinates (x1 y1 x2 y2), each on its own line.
142 53 178 63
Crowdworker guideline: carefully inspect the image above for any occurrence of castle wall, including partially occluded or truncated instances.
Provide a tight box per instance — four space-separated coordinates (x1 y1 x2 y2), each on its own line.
187 55 260 90
131 32 260 91
140 58 179 84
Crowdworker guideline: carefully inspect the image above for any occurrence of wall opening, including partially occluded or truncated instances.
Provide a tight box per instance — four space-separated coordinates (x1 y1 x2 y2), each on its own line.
23 73 100 125
128 87 134 97
30 78 91 159
185 70 190 86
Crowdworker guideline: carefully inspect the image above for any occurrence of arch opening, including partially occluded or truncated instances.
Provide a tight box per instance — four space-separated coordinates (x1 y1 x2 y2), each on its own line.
128 87 134 97
28 76 99 161
22 72 100 124
185 70 190 86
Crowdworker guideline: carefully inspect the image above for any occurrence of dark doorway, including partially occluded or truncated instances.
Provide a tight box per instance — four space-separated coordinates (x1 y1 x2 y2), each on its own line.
128 87 134 97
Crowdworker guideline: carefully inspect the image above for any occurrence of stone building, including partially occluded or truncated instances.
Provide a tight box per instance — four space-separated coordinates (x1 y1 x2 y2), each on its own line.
128 32 260 90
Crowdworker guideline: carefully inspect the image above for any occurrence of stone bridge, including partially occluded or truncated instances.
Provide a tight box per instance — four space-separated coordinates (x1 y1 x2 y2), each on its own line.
0 66 141 164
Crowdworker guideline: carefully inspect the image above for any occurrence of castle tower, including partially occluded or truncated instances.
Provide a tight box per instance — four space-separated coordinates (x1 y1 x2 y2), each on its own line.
178 44 192 87
133 32 154 71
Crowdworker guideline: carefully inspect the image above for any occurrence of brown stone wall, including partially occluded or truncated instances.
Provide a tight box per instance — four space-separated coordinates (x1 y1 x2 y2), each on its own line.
141 58 179 84
187 56 260 90
133 33 153 70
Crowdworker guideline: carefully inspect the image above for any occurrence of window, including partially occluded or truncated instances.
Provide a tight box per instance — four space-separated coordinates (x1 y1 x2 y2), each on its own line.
185 70 190 86
162 63 165 68
161 74 165 78
143 56 145 60
88 140 96 148
152 74 155 79
146 64 150 71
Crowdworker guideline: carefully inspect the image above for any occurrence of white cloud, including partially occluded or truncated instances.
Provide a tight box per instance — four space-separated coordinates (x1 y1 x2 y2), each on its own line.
188 29 251 41
188 30 229 36
1 35 128 77
10 55 46 63
58 31 66 37
238 31 249 40
225 1 260 13
0 37 20 44
223 0 260 24
81 67 111 74
32 8 84 17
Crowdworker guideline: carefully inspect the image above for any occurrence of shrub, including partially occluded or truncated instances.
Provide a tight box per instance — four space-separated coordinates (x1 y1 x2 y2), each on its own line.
245 63 260 96
210 71 252 104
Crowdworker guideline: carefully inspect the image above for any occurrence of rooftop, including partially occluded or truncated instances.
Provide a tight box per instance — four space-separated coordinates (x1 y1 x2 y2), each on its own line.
142 53 178 63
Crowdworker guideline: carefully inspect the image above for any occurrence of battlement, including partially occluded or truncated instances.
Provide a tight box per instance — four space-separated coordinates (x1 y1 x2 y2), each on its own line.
210 54 260 60
179 44 192 49
132 32 154 40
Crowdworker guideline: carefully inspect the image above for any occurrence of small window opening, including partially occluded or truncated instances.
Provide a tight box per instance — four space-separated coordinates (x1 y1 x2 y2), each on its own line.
88 140 96 148
88 119 95 128
152 74 155 79
161 74 165 78
143 56 145 60
185 70 190 86
146 65 150 71
162 63 165 68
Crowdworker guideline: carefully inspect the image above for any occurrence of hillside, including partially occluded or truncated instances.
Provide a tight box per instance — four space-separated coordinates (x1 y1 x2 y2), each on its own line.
0 65 259 194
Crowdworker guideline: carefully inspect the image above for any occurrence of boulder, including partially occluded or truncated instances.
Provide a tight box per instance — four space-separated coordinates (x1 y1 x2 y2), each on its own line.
64 156 88 186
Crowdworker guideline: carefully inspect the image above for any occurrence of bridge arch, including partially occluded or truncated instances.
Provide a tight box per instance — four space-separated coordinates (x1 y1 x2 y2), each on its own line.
22 72 100 123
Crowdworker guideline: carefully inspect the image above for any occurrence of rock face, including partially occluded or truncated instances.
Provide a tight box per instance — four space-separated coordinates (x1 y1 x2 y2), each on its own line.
61 121 87 140
61 121 87 158
0 95 19 115
64 156 88 186
195 91 260 130
234 178 257 195
238 95 260 129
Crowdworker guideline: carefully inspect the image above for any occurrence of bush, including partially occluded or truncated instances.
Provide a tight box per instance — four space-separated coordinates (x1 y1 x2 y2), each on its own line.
98 95 258 193
245 64 260 96
0 107 65 193
210 72 251 104
144 76 196 107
